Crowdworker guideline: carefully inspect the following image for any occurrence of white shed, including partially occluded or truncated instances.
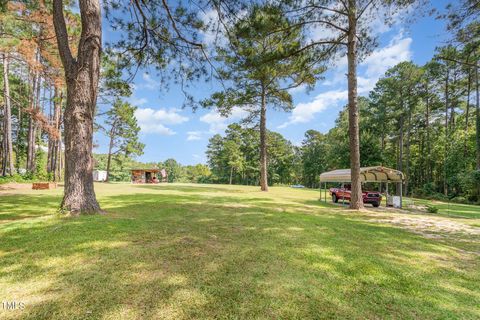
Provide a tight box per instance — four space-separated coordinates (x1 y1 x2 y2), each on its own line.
93 170 108 182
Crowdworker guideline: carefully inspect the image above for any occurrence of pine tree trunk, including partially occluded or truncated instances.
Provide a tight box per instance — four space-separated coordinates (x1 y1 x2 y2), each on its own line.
2 54 14 176
26 73 39 173
106 128 115 183
398 116 404 172
47 86 54 174
465 68 471 156
56 90 64 181
259 85 268 192
405 107 411 196
15 69 24 171
347 0 363 209
425 88 431 181
53 0 101 214
49 87 62 180
229 166 233 185
476 67 480 170
444 69 449 195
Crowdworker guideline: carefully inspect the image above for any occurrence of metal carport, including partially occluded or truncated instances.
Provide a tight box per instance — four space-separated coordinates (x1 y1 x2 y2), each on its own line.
319 166 405 207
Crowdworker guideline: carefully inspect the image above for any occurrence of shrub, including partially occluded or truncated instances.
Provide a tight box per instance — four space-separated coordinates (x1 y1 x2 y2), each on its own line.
458 170 480 202
426 205 439 214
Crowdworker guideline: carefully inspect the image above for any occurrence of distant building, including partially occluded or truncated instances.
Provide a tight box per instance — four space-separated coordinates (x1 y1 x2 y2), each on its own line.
93 170 108 182
131 169 167 183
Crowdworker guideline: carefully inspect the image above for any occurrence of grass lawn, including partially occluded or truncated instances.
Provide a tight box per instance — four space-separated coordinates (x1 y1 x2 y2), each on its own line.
1 183 479 319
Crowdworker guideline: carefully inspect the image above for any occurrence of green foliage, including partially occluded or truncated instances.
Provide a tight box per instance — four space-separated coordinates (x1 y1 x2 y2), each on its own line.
203 5 322 115
426 205 439 214
34 149 49 181
101 99 144 179
161 159 184 183
458 170 480 202
206 124 297 186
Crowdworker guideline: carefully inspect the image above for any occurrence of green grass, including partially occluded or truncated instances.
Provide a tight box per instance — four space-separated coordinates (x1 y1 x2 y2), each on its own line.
1 183 479 319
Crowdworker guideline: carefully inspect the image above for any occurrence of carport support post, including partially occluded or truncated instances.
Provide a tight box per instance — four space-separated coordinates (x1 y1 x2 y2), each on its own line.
399 182 403 208
324 182 327 203
342 182 345 206
386 182 389 207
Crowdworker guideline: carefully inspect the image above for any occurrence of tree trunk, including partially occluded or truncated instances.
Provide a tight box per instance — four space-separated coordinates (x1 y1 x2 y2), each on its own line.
53 0 101 214
229 166 233 185
47 86 54 174
425 87 432 181
405 106 411 196
347 0 363 209
2 53 14 176
259 85 268 191
476 67 480 170
56 90 64 181
49 87 62 180
465 68 471 156
398 116 404 172
451 70 456 130
15 68 25 172
106 127 115 183
26 73 39 173
444 68 449 195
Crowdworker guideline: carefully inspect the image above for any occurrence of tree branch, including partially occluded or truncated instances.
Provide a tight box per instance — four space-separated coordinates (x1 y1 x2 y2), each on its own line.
438 56 480 68
52 0 75 73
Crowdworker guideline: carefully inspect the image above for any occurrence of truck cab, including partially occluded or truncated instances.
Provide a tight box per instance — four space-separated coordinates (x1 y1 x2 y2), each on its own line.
329 184 382 207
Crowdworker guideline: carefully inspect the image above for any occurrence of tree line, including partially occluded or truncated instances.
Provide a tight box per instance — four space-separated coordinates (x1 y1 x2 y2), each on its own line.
1 0 478 213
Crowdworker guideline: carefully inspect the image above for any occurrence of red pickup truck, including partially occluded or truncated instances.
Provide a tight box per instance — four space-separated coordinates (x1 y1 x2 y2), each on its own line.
329 184 382 207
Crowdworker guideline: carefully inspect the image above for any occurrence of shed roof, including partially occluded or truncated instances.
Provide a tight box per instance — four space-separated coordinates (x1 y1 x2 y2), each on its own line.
319 166 404 183
130 168 161 172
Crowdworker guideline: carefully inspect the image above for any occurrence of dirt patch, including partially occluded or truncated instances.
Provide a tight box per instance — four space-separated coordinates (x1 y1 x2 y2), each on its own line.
0 183 32 191
367 213 480 239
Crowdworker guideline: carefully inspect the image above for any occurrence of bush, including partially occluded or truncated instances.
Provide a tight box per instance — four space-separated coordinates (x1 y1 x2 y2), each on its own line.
426 205 439 214
451 196 467 204
457 170 480 202
421 182 437 196
0 174 27 184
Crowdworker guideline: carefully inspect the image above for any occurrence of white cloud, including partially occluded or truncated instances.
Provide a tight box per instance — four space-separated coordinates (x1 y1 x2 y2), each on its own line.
128 96 148 106
279 32 413 128
187 131 203 141
142 73 157 90
200 107 248 133
288 84 308 95
363 35 412 78
198 9 224 46
134 108 188 135
198 9 247 48
140 123 176 135
278 90 348 128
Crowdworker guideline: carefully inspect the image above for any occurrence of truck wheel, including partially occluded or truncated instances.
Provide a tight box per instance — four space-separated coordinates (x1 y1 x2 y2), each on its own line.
372 202 380 208
332 194 338 203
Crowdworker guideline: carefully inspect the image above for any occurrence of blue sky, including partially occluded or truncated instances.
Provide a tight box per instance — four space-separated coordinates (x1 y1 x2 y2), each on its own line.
95 1 451 165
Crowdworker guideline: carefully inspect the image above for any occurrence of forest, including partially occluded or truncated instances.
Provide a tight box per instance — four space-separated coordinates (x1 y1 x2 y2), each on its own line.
0 0 479 211
98 49 480 203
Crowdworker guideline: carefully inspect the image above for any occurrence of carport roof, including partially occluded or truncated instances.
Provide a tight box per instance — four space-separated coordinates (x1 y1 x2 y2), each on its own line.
319 166 404 183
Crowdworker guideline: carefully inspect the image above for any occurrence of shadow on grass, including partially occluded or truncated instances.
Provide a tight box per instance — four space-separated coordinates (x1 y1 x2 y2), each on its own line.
133 184 249 193
0 194 61 222
0 190 478 319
